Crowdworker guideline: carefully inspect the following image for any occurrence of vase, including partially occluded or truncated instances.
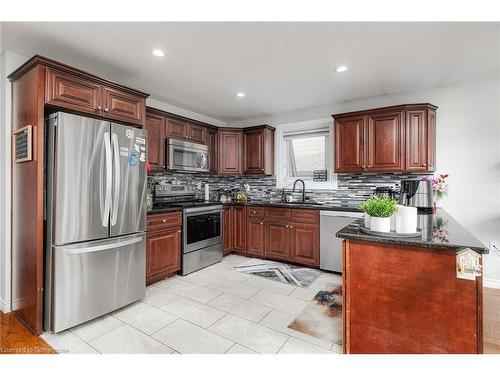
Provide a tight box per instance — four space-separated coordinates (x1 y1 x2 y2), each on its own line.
370 216 391 233
364 213 371 229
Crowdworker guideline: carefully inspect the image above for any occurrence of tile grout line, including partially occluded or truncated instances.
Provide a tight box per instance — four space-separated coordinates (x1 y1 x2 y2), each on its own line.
276 336 291 354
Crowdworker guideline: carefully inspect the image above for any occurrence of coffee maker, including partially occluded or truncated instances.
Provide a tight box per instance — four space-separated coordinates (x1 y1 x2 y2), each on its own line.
399 179 433 212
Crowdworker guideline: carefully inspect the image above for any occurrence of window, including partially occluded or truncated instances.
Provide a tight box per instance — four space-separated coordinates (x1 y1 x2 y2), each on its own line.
276 119 337 189
284 132 328 178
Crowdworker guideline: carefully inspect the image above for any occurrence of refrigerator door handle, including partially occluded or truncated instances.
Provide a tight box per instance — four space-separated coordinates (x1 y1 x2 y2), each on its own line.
102 132 112 228
62 236 143 255
111 133 120 226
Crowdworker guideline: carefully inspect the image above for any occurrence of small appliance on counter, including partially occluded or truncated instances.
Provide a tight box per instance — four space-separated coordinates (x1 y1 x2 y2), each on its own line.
399 179 433 212
217 189 232 203
374 186 396 199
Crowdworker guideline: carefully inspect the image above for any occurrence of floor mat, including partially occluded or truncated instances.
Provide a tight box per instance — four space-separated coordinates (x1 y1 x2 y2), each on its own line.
288 282 342 349
234 258 322 288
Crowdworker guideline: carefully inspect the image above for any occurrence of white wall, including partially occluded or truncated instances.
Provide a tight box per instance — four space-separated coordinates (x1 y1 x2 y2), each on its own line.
231 78 500 286
0 49 30 312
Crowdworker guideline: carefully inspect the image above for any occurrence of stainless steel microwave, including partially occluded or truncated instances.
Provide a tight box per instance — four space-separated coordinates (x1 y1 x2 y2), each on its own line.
167 138 209 172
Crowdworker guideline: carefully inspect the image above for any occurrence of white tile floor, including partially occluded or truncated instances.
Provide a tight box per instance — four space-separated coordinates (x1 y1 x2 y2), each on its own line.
41 254 343 354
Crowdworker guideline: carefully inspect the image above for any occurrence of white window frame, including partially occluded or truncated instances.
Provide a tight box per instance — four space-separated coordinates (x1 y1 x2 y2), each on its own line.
275 118 337 190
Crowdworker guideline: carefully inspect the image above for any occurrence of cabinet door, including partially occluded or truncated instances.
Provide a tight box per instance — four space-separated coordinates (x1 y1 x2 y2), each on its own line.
246 218 265 257
46 68 102 115
208 128 218 173
188 123 207 144
166 118 188 140
233 206 246 252
334 116 366 172
265 221 290 261
146 228 181 284
102 86 145 126
427 109 437 172
405 110 427 172
290 223 319 267
223 206 233 255
366 111 405 172
145 112 166 171
244 130 264 174
218 130 242 174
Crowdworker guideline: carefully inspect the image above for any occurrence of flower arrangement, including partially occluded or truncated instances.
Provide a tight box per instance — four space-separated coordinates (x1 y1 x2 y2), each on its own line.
422 173 449 200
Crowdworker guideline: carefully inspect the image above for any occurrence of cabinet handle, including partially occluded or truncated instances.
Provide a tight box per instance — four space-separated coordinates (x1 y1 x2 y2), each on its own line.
97 105 102 111
252 211 256 214
289 225 293 229
368 165 372 168
429 163 434 167
162 165 165 169
285 224 289 228
104 107 109 112
162 219 166 223
362 165 366 168
260 222 263 225
422 163 427 167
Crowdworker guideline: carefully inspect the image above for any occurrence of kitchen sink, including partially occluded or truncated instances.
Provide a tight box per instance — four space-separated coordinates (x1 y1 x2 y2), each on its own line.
281 201 324 206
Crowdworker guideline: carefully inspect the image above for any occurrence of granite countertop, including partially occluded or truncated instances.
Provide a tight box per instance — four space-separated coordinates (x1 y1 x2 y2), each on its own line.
224 200 361 212
336 208 488 254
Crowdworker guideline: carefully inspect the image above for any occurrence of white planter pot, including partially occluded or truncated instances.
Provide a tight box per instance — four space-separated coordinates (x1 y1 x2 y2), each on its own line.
364 213 371 229
370 216 391 233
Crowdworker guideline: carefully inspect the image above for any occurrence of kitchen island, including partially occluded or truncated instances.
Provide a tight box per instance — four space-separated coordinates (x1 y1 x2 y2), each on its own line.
336 209 488 354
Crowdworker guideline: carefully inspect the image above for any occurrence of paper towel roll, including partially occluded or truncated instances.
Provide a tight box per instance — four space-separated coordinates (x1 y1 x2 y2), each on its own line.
204 183 210 202
395 205 417 233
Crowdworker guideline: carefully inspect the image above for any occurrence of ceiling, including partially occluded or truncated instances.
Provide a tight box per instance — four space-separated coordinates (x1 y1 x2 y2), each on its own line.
2 22 499 122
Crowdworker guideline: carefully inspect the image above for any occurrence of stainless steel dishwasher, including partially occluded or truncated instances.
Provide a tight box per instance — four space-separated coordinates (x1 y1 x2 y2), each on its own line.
320 210 363 272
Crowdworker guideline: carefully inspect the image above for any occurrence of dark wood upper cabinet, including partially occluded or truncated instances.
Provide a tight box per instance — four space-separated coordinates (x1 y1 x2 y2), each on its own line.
232 206 246 252
366 110 405 172
102 86 145 126
207 128 218 173
218 129 243 175
46 68 103 115
333 104 437 173
243 126 274 175
145 110 166 171
188 122 207 144
166 117 188 140
223 206 233 255
406 109 427 172
334 116 366 172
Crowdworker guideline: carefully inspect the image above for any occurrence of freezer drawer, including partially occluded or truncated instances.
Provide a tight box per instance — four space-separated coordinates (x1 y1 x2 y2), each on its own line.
49 233 145 333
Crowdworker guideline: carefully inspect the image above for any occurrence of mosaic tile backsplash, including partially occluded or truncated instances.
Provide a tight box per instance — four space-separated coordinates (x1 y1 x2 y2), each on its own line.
148 172 431 208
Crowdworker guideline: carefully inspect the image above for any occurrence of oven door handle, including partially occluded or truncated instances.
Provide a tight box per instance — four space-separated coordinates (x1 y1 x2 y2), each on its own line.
184 206 223 215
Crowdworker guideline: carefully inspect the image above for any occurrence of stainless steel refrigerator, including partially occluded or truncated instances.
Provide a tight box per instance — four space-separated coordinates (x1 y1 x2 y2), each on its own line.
44 112 147 333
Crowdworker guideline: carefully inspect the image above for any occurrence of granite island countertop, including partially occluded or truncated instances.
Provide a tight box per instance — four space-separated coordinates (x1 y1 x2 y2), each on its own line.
336 208 488 254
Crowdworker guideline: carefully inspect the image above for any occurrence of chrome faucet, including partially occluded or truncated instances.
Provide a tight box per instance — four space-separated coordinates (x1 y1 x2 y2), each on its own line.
292 179 306 203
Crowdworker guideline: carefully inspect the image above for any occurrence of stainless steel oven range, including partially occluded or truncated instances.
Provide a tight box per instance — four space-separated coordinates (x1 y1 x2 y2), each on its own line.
154 183 223 275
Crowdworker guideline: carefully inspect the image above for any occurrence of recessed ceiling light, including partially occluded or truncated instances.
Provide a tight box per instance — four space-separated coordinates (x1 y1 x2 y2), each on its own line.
152 49 165 57
335 65 348 73
236 92 246 98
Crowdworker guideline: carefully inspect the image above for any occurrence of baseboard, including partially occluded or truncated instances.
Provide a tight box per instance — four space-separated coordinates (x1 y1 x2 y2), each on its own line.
484 278 500 289
0 297 10 313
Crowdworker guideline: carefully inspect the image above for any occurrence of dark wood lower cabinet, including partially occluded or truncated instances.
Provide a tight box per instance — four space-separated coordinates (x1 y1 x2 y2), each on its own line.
246 218 265 257
232 206 246 252
146 212 181 285
290 223 320 267
265 221 291 261
223 206 233 255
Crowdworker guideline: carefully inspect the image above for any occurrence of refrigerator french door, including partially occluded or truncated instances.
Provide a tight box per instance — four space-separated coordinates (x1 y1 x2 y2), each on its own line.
45 112 147 333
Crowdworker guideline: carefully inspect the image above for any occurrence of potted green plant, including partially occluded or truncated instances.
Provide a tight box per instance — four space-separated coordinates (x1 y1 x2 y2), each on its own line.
361 196 398 232
359 197 376 229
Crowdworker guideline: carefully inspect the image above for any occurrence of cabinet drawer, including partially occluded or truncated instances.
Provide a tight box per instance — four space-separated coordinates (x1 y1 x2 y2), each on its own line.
265 207 291 221
290 209 319 225
247 206 265 219
147 212 182 231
